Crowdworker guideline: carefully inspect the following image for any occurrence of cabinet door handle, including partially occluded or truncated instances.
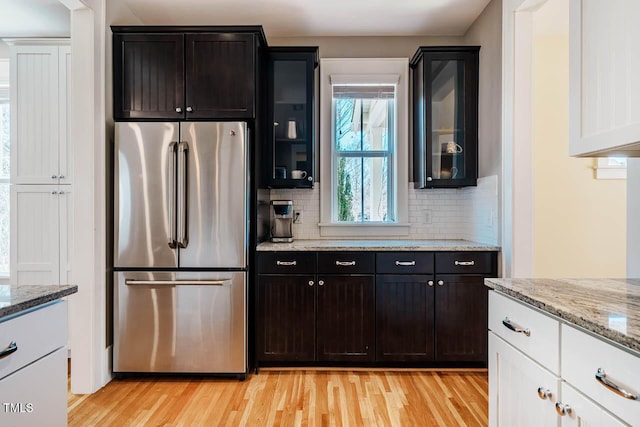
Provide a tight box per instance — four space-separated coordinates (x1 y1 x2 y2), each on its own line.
59 175 65 179
308 280 314 287
427 177 433 182
427 280 434 287
555 402 571 416
186 106 193 112
175 107 182 113
437 280 444 286
395 261 416 266
276 260 297 266
537 387 552 400
318 280 324 286
51 174 58 179
0 341 17 360
335 261 356 266
595 368 639 400
454 260 475 266
502 317 531 336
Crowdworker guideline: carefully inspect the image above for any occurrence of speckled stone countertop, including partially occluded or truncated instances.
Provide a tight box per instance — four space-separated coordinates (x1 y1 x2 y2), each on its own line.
485 278 640 354
257 239 501 252
0 284 78 319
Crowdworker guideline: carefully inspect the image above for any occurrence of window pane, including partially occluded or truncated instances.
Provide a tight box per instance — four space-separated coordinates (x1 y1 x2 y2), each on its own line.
336 156 390 222
0 103 9 178
334 88 392 152
0 183 8 276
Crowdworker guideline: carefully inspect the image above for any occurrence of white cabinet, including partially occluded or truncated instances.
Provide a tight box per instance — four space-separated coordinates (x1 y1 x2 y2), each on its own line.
0 301 68 427
10 186 72 286
8 40 72 184
569 0 640 156
489 291 635 426
7 39 72 286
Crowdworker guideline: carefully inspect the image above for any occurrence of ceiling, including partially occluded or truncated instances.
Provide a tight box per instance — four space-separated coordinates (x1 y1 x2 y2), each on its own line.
0 0 492 39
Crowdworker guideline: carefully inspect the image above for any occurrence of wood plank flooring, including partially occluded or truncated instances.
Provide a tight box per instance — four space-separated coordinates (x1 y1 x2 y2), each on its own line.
68 369 488 426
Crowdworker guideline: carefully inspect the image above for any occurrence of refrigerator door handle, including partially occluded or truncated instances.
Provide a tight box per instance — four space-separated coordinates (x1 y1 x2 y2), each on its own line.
125 279 231 286
177 141 189 249
168 141 178 249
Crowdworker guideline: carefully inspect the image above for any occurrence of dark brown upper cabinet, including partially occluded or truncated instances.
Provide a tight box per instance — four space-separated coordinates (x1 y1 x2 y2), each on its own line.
266 47 318 188
112 26 266 121
411 46 480 188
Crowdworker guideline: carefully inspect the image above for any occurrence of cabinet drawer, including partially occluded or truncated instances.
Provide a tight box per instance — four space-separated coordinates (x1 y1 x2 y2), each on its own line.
435 251 496 274
0 347 67 426
561 324 640 426
488 291 559 374
376 252 434 274
0 301 67 381
257 252 316 274
318 252 374 274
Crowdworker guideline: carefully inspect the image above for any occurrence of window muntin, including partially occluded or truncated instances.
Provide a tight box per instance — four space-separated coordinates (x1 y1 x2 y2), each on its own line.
332 85 395 222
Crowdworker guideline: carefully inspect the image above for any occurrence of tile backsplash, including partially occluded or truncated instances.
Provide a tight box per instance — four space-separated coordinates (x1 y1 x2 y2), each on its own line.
269 175 499 245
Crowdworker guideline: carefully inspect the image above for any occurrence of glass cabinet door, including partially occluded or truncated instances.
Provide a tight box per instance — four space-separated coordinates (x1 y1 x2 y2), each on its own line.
411 47 479 188
267 48 318 188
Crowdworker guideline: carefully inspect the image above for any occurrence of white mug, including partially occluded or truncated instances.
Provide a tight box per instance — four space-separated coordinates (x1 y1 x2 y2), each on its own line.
446 141 463 154
291 170 307 179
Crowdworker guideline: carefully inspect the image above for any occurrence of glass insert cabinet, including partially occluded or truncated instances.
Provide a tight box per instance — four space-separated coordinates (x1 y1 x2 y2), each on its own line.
411 46 480 188
266 47 318 188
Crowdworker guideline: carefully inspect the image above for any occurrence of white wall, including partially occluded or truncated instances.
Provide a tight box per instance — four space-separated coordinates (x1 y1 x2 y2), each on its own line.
627 159 640 277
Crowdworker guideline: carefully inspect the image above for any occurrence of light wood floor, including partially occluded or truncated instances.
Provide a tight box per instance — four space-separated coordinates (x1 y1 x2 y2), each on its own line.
68 369 488 426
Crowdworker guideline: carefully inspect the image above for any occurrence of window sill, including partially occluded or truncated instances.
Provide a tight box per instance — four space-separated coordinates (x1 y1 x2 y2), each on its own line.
318 222 410 238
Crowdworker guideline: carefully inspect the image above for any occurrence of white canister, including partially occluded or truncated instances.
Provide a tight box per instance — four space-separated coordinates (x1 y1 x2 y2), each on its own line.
287 120 297 139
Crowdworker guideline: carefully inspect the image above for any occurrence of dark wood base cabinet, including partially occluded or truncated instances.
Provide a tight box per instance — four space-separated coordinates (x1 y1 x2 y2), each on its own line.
256 250 497 367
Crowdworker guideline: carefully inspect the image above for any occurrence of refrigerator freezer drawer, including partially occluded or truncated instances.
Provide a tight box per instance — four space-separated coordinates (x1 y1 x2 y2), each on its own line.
113 271 246 374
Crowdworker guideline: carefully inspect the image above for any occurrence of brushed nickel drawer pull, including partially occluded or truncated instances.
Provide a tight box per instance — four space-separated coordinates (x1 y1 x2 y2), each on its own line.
395 261 416 266
335 261 356 266
126 280 230 286
276 260 297 266
595 368 639 400
537 387 552 400
502 317 531 337
555 402 571 416
0 341 18 359
455 260 475 266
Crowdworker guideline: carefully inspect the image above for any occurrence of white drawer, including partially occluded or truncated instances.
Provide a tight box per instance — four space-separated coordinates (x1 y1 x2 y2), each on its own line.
0 301 67 380
0 347 67 426
562 324 640 426
489 291 560 374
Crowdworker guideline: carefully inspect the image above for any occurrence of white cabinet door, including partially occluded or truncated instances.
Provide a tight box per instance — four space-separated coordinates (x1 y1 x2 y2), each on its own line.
559 383 626 427
489 332 560 427
9 185 70 285
569 0 640 156
10 45 60 184
58 45 72 185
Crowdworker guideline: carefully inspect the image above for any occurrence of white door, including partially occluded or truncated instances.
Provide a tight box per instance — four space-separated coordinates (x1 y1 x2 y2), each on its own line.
559 383 626 427
10 45 60 184
10 185 60 285
489 332 560 427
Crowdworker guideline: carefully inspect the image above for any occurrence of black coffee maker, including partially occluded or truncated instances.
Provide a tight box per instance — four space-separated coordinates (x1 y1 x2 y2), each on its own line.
270 200 293 242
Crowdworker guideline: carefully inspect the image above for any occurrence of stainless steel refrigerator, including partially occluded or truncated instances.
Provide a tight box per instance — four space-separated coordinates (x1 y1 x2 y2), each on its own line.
113 122 248 375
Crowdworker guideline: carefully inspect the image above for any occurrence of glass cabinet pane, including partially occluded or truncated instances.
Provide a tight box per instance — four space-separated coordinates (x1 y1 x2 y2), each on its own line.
431 59 465 181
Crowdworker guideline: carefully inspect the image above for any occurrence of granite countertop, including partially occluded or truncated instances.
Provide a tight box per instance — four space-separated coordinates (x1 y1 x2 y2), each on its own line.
257 239 501 252
0 284 78 319
485 278 640 354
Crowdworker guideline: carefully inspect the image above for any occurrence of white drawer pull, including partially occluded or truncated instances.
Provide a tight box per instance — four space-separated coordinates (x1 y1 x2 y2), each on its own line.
555 402 571 416
395 261 416 266
0 341 18 360
276 260 297 266
455 260 475 266
595 368 639 400
335 261 356 266
502 317 531 337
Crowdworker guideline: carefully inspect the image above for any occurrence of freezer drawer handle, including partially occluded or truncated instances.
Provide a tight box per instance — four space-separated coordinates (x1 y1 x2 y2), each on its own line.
395 261 416 266
502 317 531 337
595 368 639 400
125 280 231 286
335 261 356 266
455 260 475 266
0 341 17 359
276 260 297 266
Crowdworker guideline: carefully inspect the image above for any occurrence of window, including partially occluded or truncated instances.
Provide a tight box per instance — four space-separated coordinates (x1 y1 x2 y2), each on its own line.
319 59 408 237
594 157 627 179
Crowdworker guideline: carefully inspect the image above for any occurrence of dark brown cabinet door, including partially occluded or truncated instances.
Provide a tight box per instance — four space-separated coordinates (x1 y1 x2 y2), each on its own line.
113 33 185 120
434 274 488 363
257 275 315 362
376 275 435 362
185 33 255 119
316 275 374 362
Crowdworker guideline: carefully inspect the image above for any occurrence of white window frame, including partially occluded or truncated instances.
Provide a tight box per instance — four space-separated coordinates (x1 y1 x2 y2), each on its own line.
594 157 627 180
319 58 409 237
0 58 9 279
